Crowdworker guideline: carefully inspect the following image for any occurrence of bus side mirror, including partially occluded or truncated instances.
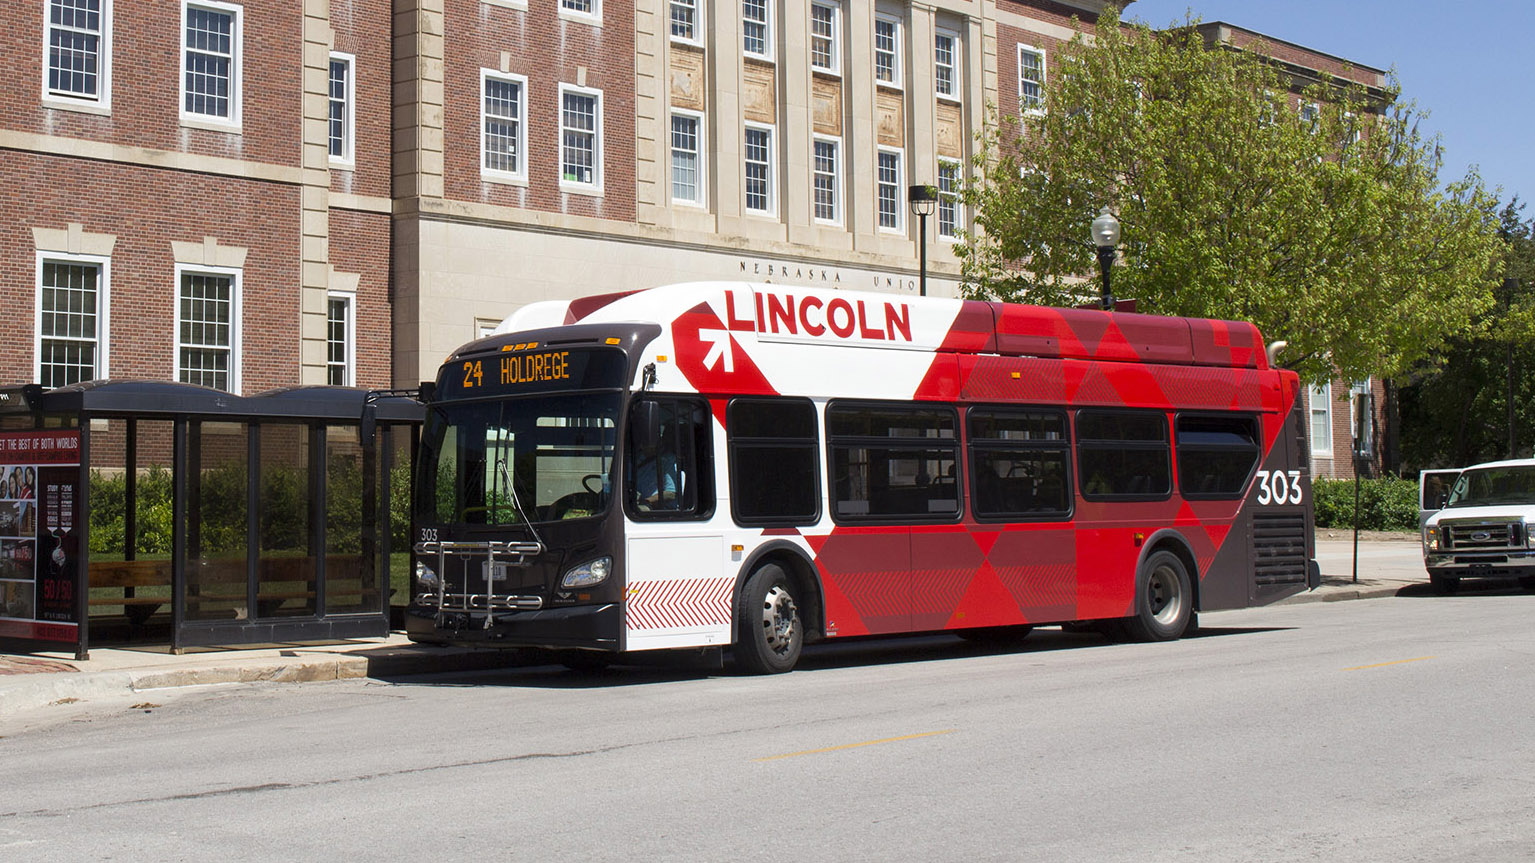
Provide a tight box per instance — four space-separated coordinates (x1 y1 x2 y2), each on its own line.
631 400 661 454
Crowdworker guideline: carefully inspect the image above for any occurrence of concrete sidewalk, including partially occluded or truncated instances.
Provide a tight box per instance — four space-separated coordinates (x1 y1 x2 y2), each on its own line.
1 533 1431 720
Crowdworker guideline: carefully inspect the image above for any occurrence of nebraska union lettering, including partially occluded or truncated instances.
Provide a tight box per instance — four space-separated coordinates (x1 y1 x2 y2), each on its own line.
724 291 913 342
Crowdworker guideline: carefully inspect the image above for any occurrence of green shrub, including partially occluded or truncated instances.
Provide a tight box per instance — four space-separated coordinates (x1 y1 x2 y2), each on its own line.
1313 476 1419 531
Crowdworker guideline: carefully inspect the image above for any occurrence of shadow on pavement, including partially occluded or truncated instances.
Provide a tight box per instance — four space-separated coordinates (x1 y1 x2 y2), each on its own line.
379 623 1292 689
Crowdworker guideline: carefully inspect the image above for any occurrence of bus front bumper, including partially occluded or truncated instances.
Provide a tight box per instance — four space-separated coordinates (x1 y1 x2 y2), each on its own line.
404 602 623 651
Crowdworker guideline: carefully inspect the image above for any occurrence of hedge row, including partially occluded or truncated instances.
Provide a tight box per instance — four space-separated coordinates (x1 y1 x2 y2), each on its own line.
1312 476 1420 532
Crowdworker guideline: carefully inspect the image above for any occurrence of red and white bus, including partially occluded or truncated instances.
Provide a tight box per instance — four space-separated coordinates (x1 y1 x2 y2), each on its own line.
407 282 1318 672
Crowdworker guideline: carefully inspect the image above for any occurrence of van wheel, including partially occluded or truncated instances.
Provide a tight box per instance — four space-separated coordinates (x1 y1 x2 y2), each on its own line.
735 564 802 674
1121 550 1192 642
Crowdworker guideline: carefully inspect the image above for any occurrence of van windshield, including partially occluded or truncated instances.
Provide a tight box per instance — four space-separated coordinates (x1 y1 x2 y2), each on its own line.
1445 466 1535 508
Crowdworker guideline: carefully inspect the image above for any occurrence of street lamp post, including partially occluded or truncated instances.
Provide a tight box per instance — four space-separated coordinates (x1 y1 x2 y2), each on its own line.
909 184 938 297
1090 207 1121 311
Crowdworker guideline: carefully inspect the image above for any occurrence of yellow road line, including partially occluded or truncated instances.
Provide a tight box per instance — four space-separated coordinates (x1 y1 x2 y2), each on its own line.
1344 656 1436 671
754 729 956 762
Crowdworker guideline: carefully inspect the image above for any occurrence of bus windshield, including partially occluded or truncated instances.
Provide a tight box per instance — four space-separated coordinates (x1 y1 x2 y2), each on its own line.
1446 465 1535 508
417 392 620 525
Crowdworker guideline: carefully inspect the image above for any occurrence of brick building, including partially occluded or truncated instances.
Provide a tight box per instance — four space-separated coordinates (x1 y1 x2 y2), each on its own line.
4 0 1393 467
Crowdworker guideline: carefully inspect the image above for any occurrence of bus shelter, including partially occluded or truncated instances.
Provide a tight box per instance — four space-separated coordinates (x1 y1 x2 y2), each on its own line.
0 381 421 659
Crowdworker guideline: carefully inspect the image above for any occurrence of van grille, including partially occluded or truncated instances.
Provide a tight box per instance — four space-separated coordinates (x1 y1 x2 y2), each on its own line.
1253 512 1308 586
1443 521 1523 551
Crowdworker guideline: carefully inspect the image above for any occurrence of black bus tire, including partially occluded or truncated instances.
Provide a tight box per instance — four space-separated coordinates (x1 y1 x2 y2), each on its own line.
1121 550 1193 642
734 563 803 674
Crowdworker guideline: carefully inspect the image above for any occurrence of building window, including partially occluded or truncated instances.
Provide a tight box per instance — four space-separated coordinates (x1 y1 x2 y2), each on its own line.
937 158 961 239
182 2 241 125
328 53 354 165
37 256 108 388
874 15 901 88
934 30 959 101
743 0 772 59
177 266 239 393
1309 383 1332 457
560 0 599 19
1018 44 1043 114
670 0 698 42
481 71 527 181
812 137 840 224
671 111 703 205
45 0 110 108
810 1 839 75
326 292 355 386
744 124 775 215
877 148 903 231
559 85 602 191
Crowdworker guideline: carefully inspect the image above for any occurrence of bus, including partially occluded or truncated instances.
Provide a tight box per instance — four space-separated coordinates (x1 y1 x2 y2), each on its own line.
406 282 1318 672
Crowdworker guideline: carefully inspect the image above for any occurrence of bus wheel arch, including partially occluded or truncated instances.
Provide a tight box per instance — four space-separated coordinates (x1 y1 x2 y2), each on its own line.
1123 533 1199 642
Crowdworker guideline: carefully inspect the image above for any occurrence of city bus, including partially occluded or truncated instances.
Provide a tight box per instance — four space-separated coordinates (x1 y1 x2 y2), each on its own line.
406 282 1318 672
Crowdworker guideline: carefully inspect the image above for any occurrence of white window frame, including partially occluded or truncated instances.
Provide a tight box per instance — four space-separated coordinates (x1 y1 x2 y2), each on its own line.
327 52 355 167
742 0 773 61
811 134 842 225
558 84 603 194
1309 383 1333 457
480 69 529 184
1017 43 1044 116
876 147 904 233
670 109 705 207
326 290 356 387
173 263 242 393
937 157 962 240
810 1 840 76
934 28 960 103
42 0 113 113
559 0 601 24
670 0 702 46
34 252 111 388
874 14 902 89
743 122 776 217
179 0 243 131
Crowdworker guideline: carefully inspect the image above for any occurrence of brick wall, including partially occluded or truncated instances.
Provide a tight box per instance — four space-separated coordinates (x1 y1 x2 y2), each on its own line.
331 0 393 199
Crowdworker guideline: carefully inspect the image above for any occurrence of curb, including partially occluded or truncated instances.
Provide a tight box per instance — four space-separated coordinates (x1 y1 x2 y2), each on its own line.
1277 586 1406 605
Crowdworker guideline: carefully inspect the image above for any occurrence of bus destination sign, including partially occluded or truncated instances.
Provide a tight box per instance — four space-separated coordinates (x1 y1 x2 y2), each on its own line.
441 347 627 398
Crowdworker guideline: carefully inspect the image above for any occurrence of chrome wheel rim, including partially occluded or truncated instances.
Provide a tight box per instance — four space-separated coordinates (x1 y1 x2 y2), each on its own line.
760 584 799 655
1147 562 1185 627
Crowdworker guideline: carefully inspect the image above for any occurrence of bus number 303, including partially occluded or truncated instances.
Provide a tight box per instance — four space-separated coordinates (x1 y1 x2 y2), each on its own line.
1254 470 1304 505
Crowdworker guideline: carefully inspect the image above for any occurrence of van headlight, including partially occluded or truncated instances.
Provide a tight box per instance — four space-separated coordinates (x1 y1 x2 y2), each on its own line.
1424 526 1440 552
561 557 612 589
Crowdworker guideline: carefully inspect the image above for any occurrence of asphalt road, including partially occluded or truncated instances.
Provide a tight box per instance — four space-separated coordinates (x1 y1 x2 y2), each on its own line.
4 590 1534 862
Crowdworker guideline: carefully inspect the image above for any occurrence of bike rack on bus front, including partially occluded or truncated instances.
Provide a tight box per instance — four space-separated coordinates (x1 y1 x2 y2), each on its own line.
413 539 545 629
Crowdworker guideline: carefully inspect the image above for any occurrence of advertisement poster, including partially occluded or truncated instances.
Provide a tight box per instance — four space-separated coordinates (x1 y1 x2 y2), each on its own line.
0 429 81 643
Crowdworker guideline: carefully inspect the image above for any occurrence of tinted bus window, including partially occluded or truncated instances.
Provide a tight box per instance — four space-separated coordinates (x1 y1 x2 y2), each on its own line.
626 397 714 520
828 403 959 521
969 408 1071 519
1077 410 1171 499
1176 414 1260 499
729 398 820 525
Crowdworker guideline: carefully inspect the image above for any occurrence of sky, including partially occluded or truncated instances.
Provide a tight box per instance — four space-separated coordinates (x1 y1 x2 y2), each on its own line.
1127 1 1534 210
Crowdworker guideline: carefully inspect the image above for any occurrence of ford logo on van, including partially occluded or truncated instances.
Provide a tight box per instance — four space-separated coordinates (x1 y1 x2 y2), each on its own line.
1471 531 1492 542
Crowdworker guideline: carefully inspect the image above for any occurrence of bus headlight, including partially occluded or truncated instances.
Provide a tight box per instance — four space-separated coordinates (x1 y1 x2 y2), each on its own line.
1424 526 1440 552
561 557 612 589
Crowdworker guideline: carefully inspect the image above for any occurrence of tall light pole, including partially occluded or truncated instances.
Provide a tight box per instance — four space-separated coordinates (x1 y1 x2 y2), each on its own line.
1090 207 1121 311
909 184 938 297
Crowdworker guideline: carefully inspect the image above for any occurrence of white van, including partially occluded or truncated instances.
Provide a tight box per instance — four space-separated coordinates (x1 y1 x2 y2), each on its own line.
1421 459 1535 593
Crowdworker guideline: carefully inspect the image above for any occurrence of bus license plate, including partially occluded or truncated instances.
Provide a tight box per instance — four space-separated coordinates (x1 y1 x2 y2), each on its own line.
483 562 510 583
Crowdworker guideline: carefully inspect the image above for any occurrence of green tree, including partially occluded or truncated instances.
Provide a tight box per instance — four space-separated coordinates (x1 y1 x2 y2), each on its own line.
1398 198 1535 467
958 10 1503 384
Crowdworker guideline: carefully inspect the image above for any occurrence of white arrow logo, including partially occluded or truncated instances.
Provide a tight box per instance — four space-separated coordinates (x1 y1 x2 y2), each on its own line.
699 328 735 372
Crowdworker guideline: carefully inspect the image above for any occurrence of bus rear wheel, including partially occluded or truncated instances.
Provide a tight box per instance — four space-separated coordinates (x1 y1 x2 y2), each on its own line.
735 563 803 674
1121 550 1192 642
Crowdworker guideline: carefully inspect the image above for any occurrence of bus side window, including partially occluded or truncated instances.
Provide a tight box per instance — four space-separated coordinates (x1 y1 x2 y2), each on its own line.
627 397 714 520
727 398 821 526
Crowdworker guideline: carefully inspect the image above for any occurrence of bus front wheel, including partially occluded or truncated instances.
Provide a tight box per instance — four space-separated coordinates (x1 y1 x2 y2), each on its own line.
735 563 803 674
1121 550 1192 642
